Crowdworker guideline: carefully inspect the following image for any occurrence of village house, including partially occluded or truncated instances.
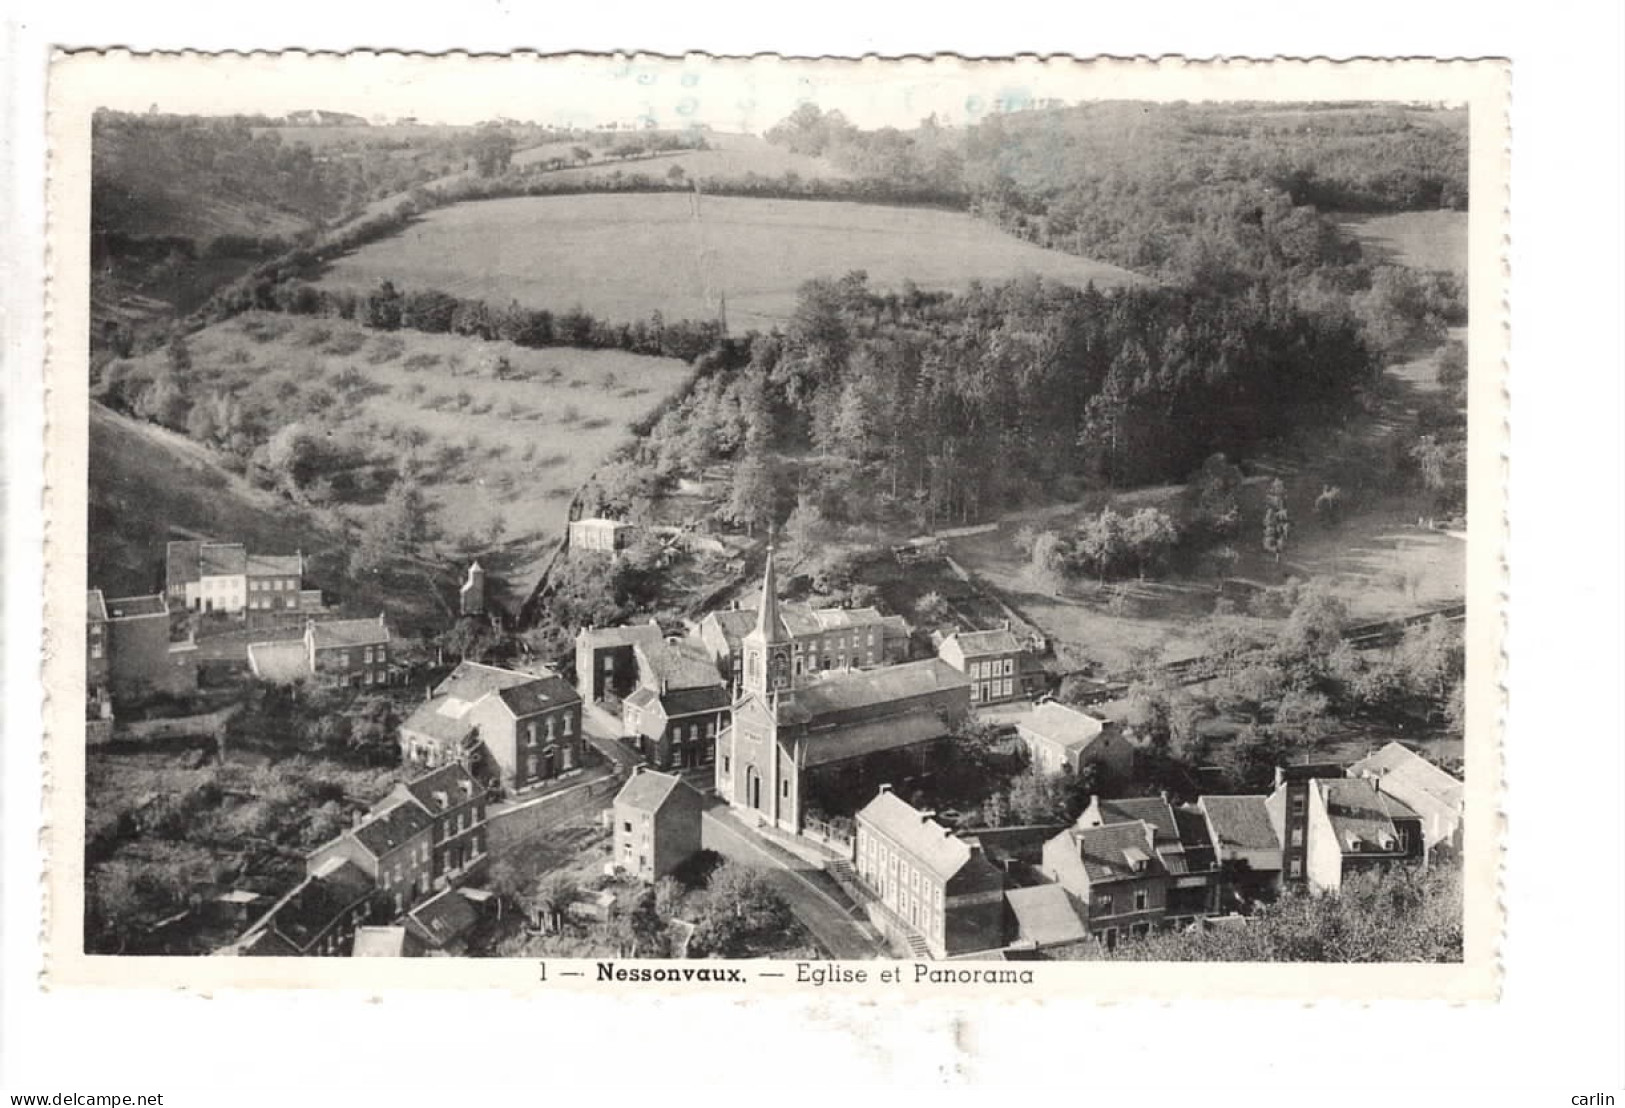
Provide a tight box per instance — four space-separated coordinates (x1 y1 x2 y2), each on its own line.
246 552 306 613
1348 742 1464 858
1197 794 1285 907
399 661 584 793
1014 699 1136 785
458 561 487 617
307 763 488 917
623 639 730 770
305 615 392 687
1270 765 1425 893
351 925 423 957
612 767 705 882
698 597 909 690
716 550 972 836
854 786 1007 959
223 856 377 957
575 620 665 702
569 517 635 553
402 885 482 954
86 588 198 701
1003 883 1092 957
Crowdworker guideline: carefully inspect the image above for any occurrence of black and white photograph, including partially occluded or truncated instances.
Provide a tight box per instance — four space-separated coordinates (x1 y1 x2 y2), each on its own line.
39 53 1507 989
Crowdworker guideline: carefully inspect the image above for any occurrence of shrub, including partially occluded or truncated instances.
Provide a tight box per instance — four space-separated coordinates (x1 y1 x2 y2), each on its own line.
323 330 368 357
367 335 406 364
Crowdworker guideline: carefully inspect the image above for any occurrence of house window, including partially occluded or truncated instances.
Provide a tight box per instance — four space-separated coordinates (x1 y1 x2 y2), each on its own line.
1290 828 1304 847
562 714 573 736
1291 794 1306 815
782 779 790 798
723 755 730 774
1004 658 1014 676
1001 678 1013 698
1289 859 1303 878
363 647 373 664
1134 890 1148 912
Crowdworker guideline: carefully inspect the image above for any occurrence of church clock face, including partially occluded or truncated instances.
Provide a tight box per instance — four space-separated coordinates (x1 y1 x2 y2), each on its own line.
769 647 791 690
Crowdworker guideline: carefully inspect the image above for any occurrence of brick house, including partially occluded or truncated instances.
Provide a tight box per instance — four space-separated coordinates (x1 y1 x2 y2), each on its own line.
308 763 488 918
224 856 377 957
304 615 392 687
854 786 1007 959
1043 795 1221 948
1014 700 1136 785
623 640 730 770
937 626 1043 706
87 589 198 700
1197 794 1285 908
575 620 665 702
400 661 584 793
698 596 906 689
612 767 705 882
246 552 305 613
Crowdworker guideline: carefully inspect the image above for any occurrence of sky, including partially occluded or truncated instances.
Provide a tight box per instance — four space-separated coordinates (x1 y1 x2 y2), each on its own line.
63 53 1467 134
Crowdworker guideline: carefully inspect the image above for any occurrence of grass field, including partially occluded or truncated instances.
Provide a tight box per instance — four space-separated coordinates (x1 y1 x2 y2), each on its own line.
108 313 691 611
513 130 851 183
1337 210 1469 274
316 193 1149 333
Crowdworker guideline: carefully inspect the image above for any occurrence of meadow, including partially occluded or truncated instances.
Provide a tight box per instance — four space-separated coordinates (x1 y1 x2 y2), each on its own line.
107 313 692 611
512 130 852 183
315 192 1149 333
1336 210 1470 275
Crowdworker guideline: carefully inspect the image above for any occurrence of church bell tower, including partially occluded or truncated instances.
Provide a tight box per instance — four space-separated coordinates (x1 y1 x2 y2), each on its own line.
740 543 792 700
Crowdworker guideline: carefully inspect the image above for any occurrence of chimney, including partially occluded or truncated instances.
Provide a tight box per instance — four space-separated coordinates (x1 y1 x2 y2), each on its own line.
378 612 387 627
878 783 893 795
352 810 364 828
919 810 937 823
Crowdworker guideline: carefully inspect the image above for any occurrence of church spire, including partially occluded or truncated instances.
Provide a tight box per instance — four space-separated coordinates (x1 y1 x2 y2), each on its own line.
754 541 786 643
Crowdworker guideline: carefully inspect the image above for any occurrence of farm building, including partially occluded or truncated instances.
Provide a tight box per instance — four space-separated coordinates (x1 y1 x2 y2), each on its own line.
569 517 635 553
1013 700 1135 786
612 767 705 882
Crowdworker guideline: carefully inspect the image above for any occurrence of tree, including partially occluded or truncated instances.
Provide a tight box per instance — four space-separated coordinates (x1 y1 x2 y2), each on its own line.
724 453 776 537
1028 530 1070 595
1076 507 1126 585
1262 478 1291 564
666 164 687 185
469 128 516 177
533 873 583 934
352 478 433 573
1192 453 1244 539
1313 484 1345 527
438 616 500 664
688 862 796 957
1123 507 1178 579
913 590 951 626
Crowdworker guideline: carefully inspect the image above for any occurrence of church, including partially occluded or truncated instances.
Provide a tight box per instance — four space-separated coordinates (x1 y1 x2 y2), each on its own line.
715 547 972 835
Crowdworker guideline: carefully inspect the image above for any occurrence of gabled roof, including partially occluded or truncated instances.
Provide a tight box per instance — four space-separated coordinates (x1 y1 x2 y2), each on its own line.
637 640 724 692
247 553 303 577
308 617 390 649
400 698 479 745
350 798 434 857
942 628 1023 657
810 606 884 630
1317 778 1415 854
1088 797 1181 846
880 614 911 638
199 542 248 577
577 622 665 651
701 608 758 650
247 858 374 952
403 887 479 949
1017 701 1107 753
352 926 412 957
857 789 982 881
104 594 168 619
615 768 700 813
1074 821 1163 883
433 660 537 700
87 589 109 622
1200 795 1283 854
776 658 969 726
402 763 480 813
247 639 312 684
1006 884 1090 947
1349 742 1464 810
646 684 731 720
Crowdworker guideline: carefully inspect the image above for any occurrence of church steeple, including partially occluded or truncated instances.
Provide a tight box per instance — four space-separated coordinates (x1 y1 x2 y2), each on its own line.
741 542 791 698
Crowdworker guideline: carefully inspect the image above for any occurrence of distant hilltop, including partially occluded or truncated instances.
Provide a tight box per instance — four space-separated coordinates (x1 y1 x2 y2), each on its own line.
280 109 371 127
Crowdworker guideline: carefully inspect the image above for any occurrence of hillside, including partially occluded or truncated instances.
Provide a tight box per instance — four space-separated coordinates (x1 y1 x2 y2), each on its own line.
315 192 1147 333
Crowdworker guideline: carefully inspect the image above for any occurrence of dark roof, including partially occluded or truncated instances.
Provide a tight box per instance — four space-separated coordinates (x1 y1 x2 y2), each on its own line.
496 673 581 716
615 769 701 813
434 660 539 701
577 622 664 651
87 589 108 622
790 708 948 769
105 594 168 619
247 553 303 577
1075 821 1164 883
403 887 479 948
1006 884 1090 947
638 640 724 691
1319 779 1414 854
1093 797 1180 846
199 542 248 576
649 684 731 720
1171 806 1218 871
260 859 373 951
1200 795 1282 854
776 658 969 726
309 617 390 649
350 798 434 856
857 790 984 880
403 763 481 813
166 541 203 586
